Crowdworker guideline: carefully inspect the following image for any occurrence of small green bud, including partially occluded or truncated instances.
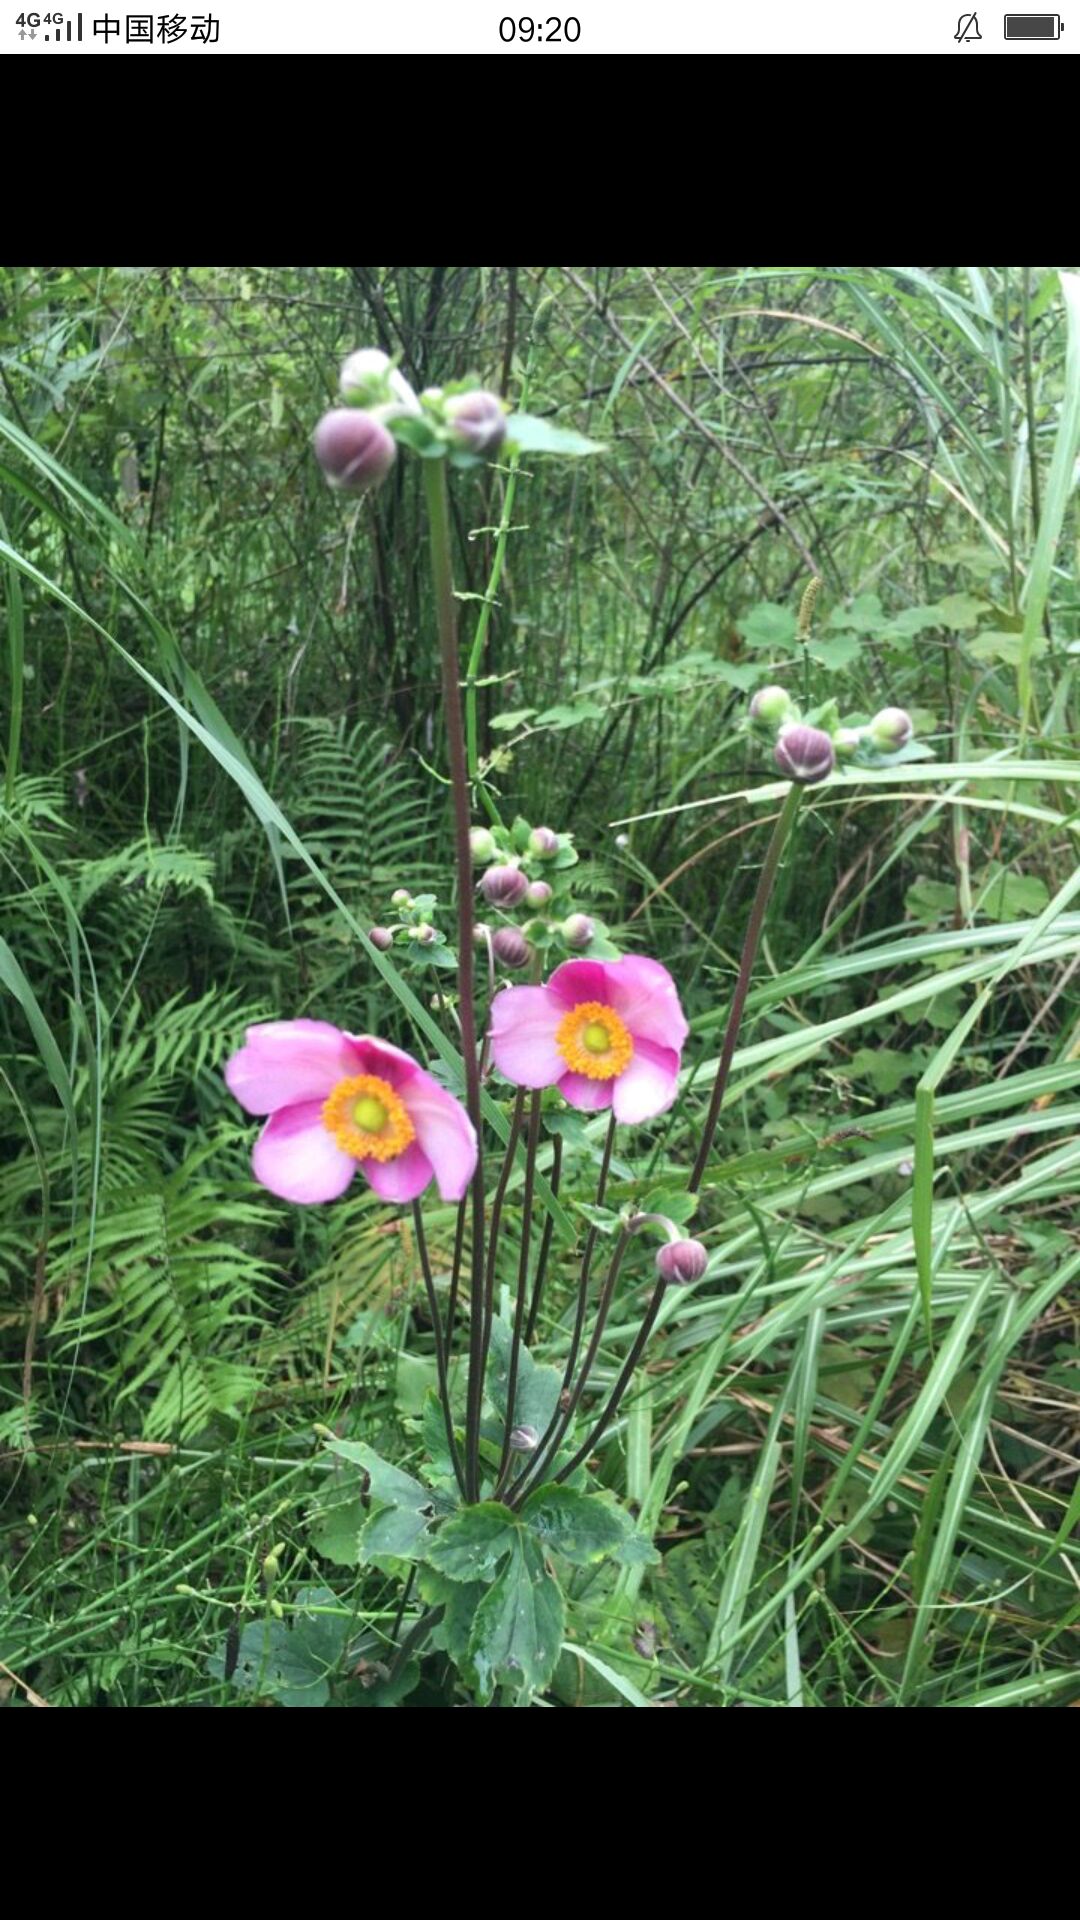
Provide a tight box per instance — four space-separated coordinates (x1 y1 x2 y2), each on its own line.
749 684 795 728
469 826 497 863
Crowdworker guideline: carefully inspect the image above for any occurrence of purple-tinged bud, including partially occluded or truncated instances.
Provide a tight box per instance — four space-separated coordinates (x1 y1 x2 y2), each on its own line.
339 348 420 415
469 826 497 864
750 684 795 728
525 880 553 909
444 389 507 456
412 923 436 945
492 926 530 970
480 864 529 909
632 1619 659 1660
313 409 396 495
528 825 560 858
774 723 835 786
369 926 394 952
509 1425 539 1453
868 706 913 753
656 1238 709 1285
561 913 594 949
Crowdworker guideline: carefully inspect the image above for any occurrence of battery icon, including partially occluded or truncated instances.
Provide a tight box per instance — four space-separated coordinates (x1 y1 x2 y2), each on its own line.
1004 12 1064 32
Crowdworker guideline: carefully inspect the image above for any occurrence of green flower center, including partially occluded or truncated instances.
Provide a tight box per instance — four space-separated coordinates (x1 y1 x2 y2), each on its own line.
582 1022 612 1055
353 1094 388 1133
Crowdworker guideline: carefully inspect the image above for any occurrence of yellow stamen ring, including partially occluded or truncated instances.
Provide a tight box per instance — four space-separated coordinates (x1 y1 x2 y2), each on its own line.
321 1073 416 1163
555 1001 633 1081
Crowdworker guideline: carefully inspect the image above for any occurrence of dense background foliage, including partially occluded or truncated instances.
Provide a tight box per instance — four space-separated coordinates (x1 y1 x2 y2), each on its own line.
2 265 1078 1708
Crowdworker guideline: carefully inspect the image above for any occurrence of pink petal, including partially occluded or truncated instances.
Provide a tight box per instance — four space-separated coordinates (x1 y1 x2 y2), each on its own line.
546 960 612 1009
611 1037 681 1125
489 986 565 1088
604 956 689 1054
557 1071 615 1113
400 1067 477 1201
361 1141 435 1204
341 1033 420 1093
251 1101 356 1204
225 1019 357 1115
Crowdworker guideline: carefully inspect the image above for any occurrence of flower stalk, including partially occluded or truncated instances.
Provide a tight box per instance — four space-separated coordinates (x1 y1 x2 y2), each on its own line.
688 780 803 1194
423 455 488 1501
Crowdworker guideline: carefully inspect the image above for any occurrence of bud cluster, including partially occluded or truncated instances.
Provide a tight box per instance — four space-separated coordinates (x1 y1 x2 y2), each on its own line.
748 682 918 786
468 814 605 967
313 348 509 496
368 888 456 973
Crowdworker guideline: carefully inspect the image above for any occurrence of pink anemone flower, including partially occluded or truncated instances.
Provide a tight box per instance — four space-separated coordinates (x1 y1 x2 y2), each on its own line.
489 956 688 1124
224 1021 477 1207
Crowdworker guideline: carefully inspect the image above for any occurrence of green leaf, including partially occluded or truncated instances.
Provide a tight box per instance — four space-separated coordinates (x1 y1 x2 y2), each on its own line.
208 1588 348 1707
848 1047 919 1095
309 1493 366 1568
573 1202 621 1235
395 1351 439 1419
504 412 606 457
467 1535 565 1703
533 701 606 730
641 1186 699 1228
486 1316 563 1434
966 630 1048 668
426 1502 518 1583
322 1439 448 1567
360 1505 433 1563
905 877 957 924
422 1570 487 1670
522 1484 658 1567
977 864 1050 921
736 602 798 651
322 1439 431 1510
489 707 537 732
828 592 883 633
934 592 984 630
808 633 861 672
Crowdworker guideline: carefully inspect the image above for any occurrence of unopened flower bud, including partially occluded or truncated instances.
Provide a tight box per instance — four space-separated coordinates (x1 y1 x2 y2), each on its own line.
339 347 420 415
774 723 835 786
509 1425 539 1453
473 922 492 947
469 826 497 864
480 864 528 908
528 825 559 858
391 889 412 909
561 913 594 949
656 1238 709 1285
444 389 507 456
614 833 630 850
868 706 913 753
314 408 396 495
834 727 864 757
369 926 394 951
492 926 530 970
525 880 553 909
413 923 436 945
750 684 795 728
